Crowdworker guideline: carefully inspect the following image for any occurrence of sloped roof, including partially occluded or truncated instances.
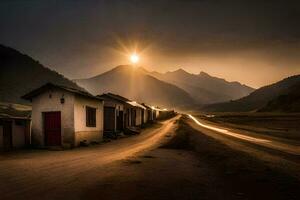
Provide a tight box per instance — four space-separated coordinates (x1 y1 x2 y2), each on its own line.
126 101 146 109
141 103 152 110
98 93 146 109
22 83 103 101
98 93 131 103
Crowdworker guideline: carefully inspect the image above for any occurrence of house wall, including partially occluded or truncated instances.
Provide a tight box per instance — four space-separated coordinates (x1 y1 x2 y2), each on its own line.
12 120 26 148
0 119 30 149
124 106 132 127
103 100 124 131
153 110 157 120
74 96 103 146
31 88 75 147
149 109 154 121
156 110 160 119
143 109 149 123
104 100 124 111
135 108 142 126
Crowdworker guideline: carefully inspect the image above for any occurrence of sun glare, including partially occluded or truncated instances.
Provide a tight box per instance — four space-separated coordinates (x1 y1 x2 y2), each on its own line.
130 53 139 64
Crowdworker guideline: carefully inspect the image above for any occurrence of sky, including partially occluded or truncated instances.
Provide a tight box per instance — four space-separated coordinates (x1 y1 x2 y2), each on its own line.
1 0 300 88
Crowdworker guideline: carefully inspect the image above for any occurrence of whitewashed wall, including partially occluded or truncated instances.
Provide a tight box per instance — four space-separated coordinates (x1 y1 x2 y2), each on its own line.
12 121 25 148
136 108 142 126
143 109 148 123
74 96 103 146
31 88 75 147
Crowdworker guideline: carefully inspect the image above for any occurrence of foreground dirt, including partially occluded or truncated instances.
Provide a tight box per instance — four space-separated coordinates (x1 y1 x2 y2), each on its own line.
1 115 299 200
83 116 300 200
0 116 179 200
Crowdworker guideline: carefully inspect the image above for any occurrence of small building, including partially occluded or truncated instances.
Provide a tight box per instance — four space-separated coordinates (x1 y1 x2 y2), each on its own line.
141 103 154 123
22 83 104 148
98 93 146 134
0 103 31 151
152 107 176 120
126 101 147 126
98 93 127 134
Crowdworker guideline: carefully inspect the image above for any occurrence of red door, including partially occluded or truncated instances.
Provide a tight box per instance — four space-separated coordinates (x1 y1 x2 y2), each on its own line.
44 112 61 146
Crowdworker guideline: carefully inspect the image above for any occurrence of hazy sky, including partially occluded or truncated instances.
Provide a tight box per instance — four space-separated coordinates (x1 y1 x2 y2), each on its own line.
1 0 300 88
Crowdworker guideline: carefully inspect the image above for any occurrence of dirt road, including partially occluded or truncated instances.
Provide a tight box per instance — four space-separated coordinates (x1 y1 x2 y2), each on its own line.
0 116 179 200
1 114 299 200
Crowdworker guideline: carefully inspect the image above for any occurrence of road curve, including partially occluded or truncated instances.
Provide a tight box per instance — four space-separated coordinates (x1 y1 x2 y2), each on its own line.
0 115 180 199
188 114 300 156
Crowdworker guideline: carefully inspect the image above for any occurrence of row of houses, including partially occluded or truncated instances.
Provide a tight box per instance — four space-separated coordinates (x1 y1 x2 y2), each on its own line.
0 83 174 150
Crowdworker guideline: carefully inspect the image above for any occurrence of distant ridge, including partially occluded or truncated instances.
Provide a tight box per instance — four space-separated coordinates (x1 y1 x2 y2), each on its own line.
148 68 254 104
0 44 85 105
74 65 195 108
204 74 300 112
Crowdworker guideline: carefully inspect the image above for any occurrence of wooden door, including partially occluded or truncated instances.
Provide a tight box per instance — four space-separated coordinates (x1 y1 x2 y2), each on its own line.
141 110 144 124
44 112 61 146
104 107 115 132
3 121 12 151
117 111 124 131
131 108 136 126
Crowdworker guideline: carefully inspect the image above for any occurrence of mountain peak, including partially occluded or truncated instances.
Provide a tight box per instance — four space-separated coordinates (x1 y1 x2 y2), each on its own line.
167 68 190 75
198 71 211 77
175 68 186 72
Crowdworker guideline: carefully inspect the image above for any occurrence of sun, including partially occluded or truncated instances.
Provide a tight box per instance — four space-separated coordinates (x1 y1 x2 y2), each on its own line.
130 53 139 64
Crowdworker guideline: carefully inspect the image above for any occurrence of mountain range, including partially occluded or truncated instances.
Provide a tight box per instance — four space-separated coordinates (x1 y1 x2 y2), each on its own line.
147 68 254 104
2 44 298 112
74 65 195 108
74 66 254 108
204 74 300 112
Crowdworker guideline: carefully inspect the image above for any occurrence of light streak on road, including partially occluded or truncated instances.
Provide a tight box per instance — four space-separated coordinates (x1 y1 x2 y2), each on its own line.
188 114 300 155
188 114 271 143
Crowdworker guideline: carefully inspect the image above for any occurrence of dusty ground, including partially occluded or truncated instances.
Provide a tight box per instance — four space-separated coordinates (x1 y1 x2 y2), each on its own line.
1 115 300 200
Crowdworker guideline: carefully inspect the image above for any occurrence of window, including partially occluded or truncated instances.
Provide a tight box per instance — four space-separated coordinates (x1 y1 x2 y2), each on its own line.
86 106 96 127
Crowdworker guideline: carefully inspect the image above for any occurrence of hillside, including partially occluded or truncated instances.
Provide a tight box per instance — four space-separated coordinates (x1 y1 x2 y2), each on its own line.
0 44 84 105
75 65 195 108
149 69 254 104
204 75 300 112
258 82 300 112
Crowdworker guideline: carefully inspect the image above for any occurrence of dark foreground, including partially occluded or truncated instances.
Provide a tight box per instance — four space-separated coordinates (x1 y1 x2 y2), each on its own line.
1 115 299 200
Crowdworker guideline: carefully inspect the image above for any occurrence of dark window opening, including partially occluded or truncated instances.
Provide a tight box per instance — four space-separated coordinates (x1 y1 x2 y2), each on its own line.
86 106 96 127
15 119 26 126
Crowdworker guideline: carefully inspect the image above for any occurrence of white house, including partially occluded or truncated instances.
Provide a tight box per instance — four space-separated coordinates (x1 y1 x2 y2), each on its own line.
126 101 146 126
98 93 126 133
142 103 154 123
0 103 31 151
22 83 104 148
98 93 147 135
